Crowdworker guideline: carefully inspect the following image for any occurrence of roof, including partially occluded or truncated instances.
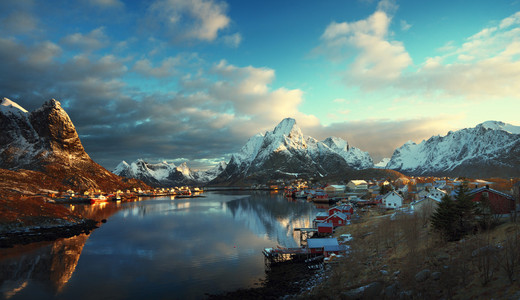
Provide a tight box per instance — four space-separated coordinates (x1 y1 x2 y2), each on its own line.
382 191 403 200
329 185 346 189
349 180 367 185
329 204 352 211
413 195 441 205
317 222 333 228
307 238 339 249
469 187 513 200
316 212 329 217
325 212 348 221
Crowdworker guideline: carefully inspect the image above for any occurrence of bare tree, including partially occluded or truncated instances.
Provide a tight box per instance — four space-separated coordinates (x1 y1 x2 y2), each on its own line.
500 224 520 284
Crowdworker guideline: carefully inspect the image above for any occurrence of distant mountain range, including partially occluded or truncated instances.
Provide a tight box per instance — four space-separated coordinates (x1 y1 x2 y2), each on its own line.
114 118 520 186
384 121 520 177
0 97 147 191
3 96 519 190
113 159 227 187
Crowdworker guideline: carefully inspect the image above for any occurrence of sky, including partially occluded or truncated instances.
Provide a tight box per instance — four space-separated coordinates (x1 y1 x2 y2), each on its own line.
1 0 520 170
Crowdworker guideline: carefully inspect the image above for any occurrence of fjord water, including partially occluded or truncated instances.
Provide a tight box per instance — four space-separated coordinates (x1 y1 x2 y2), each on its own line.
0 191 317 299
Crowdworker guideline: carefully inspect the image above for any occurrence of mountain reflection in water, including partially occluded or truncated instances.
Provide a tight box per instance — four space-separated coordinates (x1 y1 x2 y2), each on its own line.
0 191 318 299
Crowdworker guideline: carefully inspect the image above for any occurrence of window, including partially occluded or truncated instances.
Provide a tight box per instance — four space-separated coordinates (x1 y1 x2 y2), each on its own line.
483 191 489 197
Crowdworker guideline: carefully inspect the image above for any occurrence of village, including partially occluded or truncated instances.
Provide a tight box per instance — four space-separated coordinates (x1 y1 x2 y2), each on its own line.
44 186 204 204
260 176 520 271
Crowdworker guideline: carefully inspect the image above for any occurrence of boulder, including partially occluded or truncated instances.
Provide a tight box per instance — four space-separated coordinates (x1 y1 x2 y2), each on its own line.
415 269 431 283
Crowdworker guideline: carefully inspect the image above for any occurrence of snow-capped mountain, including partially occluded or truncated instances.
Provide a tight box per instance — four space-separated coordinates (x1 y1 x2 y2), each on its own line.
113 159 227 187
0 97 147 190
1 97 90 169
386 121 520 177
214 118 373 183
322 137 373 169
374 158 390 168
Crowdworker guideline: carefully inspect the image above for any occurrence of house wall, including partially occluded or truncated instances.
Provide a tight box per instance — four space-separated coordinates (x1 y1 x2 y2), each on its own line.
384 194 403 208
472 191 514 214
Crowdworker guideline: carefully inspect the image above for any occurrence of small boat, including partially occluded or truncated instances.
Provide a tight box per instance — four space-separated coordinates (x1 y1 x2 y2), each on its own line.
90 194 108 204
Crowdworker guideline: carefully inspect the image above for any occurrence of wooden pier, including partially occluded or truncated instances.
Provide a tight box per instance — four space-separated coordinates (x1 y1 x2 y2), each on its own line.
262 247 318 270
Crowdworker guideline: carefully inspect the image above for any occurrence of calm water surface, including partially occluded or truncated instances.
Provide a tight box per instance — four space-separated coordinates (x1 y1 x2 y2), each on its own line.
0 191 318 299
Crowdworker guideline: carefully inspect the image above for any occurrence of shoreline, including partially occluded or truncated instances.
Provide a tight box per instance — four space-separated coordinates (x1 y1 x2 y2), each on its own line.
206 262 327 299
0 219 99 248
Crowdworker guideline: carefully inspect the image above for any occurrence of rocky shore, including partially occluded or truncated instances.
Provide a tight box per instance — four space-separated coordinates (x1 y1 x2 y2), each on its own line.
0 219 98 248
207 262 327 299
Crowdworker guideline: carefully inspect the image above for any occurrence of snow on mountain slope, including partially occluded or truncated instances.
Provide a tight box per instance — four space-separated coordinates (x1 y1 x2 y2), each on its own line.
322 137 374 169
479 120 520 134
374 157 390 168
1 97 28 114
0 97 91 169
386 121 520 177
113 159 226 186
215 118 374 182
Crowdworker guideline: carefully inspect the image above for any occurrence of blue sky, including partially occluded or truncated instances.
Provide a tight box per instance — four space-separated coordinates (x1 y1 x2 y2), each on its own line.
1 0 520 169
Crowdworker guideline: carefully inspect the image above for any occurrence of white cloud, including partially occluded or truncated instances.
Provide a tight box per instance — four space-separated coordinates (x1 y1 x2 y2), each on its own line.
133 56 181 78
89 0 124 9
400 20 411 31
0 11 38 34
319 6 412 89
61 27 108 52
222 33 242 48
318 2 520 101
206 60 319 132
402 11 520 99
146 0 232 42
26 41 62 66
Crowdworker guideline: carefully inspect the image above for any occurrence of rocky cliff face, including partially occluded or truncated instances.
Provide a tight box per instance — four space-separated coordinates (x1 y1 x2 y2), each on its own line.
0 97 147 191
385 121 520 177
213 118 374 184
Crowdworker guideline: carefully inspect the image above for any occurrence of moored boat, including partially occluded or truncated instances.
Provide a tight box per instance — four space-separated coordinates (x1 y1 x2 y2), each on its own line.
90 194 108 204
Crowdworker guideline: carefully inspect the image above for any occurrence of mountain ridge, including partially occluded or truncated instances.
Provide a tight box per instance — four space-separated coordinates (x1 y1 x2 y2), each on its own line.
113 159 227 187
385 120 520 177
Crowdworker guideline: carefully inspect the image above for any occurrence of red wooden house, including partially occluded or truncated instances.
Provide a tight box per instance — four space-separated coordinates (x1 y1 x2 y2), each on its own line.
329 204 354 216
317 222 333 234
469 186 515 214
324 212 349 227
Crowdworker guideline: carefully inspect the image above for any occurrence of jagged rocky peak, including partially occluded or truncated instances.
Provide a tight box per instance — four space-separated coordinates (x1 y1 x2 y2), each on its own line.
114 160 130 174
273 118 302 138
29 98 87 157
374 157 390 168
322 136 373 169
322 137 349 150
214 117 375 183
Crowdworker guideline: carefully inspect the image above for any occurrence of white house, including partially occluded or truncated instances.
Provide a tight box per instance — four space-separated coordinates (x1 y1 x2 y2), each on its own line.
382 191 404 209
